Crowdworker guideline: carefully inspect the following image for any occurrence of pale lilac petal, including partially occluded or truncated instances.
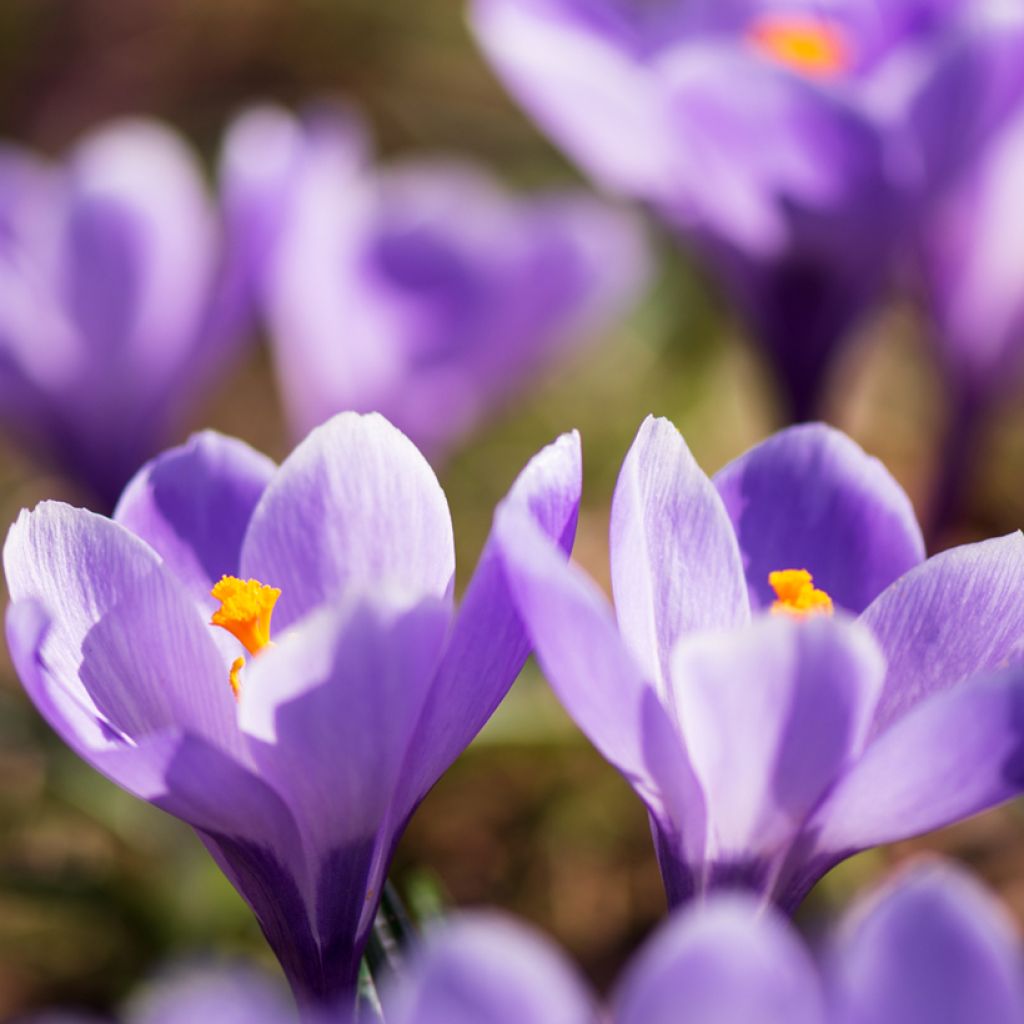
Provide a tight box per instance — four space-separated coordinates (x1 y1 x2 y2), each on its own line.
63 118 217 388
830 864 1024 1024
614 897 825 1024
610 416 748 694
129 967 296 1024
397 431 582 814
4 502 240 753
863 532 1024 735
657 44 891 257
382 913 597 1024
240 413 455 628
268 149 647 458
495 503 705 857
918 103 1024 392
713 424 925 614
236 591 450 996
5 594 315 995
114 431 276 600
239 591 449 854
907 13 1024 205
810 665 1024 858
469 0 679 200
208 102 369 353
672 616 883 874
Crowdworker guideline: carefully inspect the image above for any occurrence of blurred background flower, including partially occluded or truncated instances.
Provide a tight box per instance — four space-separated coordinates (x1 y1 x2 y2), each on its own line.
1 0 1023 1020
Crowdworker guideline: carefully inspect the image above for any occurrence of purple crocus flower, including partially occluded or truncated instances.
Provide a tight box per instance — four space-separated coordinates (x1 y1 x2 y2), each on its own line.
0 115 277 508
368 861 1024 1024
496 415 1024 910
259 106 649 459
3 411 582 1007
913 92 1024 532
470 0 1024 420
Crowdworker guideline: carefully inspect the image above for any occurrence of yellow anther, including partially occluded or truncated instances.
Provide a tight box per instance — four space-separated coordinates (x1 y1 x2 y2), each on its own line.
210 576 281 698
228 656 245 699
747 13 850 78
210 576 281 654
769 569 834 619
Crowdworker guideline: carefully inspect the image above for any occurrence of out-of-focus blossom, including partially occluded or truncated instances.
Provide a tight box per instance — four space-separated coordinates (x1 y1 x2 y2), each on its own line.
3 411 582 1006
255 105 649 459
363 862 1023 1024
16 965 298 1024
471 0 1024 420
917 99 1024 405
828 863 1024 1024
497 416 1024 910
0 116 276 507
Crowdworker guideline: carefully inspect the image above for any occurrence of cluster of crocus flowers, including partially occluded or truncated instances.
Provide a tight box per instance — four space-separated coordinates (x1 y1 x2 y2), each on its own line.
250 103 650 461
497 416 1024 910
470 0 1024 421
367 862 1024 1024
34 862 1024 1022
3 410 583 1007
0 116 272 508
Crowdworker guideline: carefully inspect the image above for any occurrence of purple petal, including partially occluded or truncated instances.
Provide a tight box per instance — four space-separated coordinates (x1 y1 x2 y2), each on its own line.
907 12 1024 205
238 590 450 956
381 912 597 1024
396 431 582 815
713 424 925 615
810 665 1024 857
63 118 217 386
4 502 240 753
114 431 276 600
613 896 825 1024
129 967 295 1024
267 148 647 458
240 412 455 629
917 103 1024 393
658 44 891 257
208 102 369 354
656 46 898 419
862 532 1024 735
829 863 1024 1024
611 416 749 694
6 598 311 942
494 503 705 858
671 616 883 874
469 0 679 199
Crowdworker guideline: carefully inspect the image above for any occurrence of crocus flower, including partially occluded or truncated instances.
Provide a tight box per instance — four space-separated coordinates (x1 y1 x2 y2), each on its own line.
471 0 1024 420
3 411 582 1007
496 416 1024 910
259 106 649 459
0 114 277 508
366 861 1023 1024
913 94 1024 533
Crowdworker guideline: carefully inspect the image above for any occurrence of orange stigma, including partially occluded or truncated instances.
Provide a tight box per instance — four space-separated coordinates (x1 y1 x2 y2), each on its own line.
747 13 850 78
769 569 833 619
210 576 281 696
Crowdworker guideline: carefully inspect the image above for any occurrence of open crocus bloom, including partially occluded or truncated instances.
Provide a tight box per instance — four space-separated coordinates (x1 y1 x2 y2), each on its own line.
369 861 1024 1024
497 416 1024 909
471 0 1024 419
3 412 582 1006
0 114 286 508
258 105 649 460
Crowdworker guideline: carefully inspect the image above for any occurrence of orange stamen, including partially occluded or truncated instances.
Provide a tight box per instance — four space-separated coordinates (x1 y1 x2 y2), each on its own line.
747 13 850 78
769 568 834 619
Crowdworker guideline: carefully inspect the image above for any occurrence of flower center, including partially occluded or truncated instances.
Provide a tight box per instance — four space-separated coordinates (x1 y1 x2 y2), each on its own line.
210 575 281 697
769 568 833 619
746 13 850 78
